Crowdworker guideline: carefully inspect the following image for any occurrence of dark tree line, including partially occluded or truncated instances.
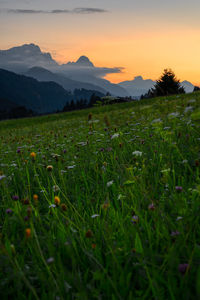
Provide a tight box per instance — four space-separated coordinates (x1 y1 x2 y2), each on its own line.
62 93 133 112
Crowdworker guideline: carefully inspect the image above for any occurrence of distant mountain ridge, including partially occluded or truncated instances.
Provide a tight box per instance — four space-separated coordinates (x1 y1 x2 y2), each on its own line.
0 43 57 72
24 66 107 94
0 69 104 114
66 56 94 67
0 43 128 97
119 76 194 97
0 43 195 97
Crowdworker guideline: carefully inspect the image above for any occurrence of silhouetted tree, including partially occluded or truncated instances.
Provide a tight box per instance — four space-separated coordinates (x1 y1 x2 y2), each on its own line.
145 69 185 98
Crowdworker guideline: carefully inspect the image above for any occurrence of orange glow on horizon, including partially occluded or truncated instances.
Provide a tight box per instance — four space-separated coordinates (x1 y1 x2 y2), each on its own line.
46 27 200 87
1 24 200 87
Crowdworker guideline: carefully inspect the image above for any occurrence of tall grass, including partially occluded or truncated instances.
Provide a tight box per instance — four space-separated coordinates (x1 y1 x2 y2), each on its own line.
0 93 200 299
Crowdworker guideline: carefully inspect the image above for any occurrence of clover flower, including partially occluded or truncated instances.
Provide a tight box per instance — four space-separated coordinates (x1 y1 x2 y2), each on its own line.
131 215 139 224
171 230 180 237
12 195 19 201
178 263 189 275
6 208 13 215
148 203 155 210
175 186 183 192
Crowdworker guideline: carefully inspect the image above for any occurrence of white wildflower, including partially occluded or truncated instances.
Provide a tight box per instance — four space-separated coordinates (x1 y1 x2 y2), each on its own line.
91 214 100 218
132 151 142 157
111 133 119 139
107 180 114 187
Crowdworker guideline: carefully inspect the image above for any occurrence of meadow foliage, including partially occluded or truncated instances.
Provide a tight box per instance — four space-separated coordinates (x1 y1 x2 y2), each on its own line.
0 92 200 299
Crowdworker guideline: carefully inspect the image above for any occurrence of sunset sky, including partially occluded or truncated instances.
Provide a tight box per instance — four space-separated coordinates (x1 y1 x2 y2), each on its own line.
1 0 200 85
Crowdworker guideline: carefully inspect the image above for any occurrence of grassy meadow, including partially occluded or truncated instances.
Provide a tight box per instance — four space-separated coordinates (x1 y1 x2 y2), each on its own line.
0 93 200 299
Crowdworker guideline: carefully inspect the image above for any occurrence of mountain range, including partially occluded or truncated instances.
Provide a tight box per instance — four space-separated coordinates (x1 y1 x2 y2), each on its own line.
0 69 104 115
119 76 194 97
0 43 195 98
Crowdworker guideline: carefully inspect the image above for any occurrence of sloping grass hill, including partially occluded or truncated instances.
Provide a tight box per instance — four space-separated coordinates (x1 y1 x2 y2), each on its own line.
0 92 200 299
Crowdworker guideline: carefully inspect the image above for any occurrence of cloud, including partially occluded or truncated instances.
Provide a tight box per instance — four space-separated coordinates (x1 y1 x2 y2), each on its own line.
4 7 108 14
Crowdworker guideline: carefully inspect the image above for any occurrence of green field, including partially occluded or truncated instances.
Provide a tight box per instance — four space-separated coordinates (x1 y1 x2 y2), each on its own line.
0 93 200 299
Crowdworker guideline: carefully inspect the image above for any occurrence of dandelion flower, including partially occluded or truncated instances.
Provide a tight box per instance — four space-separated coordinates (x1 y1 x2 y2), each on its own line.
33 194 38 201
46 165 53 171
54 196 60 206
30 152 36 159
25 228 31 238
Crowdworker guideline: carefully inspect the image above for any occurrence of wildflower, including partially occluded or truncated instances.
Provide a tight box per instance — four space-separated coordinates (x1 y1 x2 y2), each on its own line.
24 216 29 222
0 175 6 181
88 113 92 121
54 196 60 206
67 165 76 169
85 230 93 238
27 207 32 217
46 257 54 264
61 204 67 211
131 215 139 224
12 195 19 201
92 243 96 249
91 214 100 218
23 198 30 205
106 147 113 152
33 194 38 201
10 244 16 256
182 160 188 164
53 185 60 192
17 148 21 153
6 208 13 215
178 263 189 275
104 115 110 127
176 216 183 221
175 186 183 192
111 133 119 139
46 165 53 171
107 180 114 187
132 151 142 157
195 160 199 167
148 203 155 210
184 106 193 113
25 228 31 238
102 202 110 210
171 230 180 237
49 204 56 208
30 152 36 159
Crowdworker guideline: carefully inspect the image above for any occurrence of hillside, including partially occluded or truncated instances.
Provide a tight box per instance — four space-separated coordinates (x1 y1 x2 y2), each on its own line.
25 67 107 94
0 68 73 114
0 92 199 299
0 69 105 117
